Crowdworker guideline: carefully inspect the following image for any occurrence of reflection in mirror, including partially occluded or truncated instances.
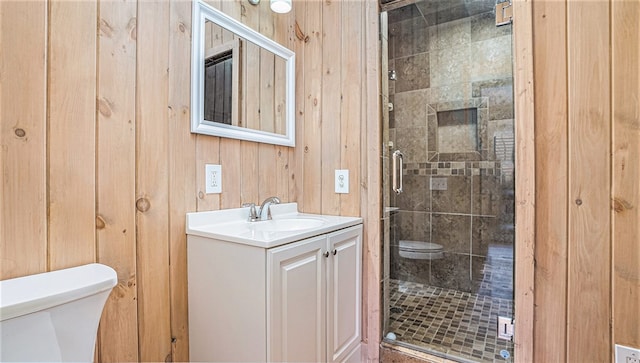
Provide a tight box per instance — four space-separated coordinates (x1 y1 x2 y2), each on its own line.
204 33 240 126
204 20 287 134
192 0 295 146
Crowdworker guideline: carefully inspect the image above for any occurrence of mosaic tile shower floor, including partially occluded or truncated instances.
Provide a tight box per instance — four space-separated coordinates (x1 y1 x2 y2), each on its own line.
387 279 514 363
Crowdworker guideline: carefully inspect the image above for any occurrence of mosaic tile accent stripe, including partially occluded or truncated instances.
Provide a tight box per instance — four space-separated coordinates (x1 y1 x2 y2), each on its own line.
387 279 514 363
403 161 502 177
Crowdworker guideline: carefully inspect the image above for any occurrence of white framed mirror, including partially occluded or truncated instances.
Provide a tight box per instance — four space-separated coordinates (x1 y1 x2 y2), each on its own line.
191 0 296 146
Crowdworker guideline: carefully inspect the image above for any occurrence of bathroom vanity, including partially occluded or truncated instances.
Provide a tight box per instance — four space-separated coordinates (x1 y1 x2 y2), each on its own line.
186 203 363 362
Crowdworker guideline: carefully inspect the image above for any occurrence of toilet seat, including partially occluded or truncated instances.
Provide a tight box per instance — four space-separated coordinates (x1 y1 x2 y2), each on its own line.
399 240 443 260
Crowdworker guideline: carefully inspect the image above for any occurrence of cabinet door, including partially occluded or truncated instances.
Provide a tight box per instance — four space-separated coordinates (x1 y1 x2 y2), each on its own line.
326 225 362 362
268 235 327 363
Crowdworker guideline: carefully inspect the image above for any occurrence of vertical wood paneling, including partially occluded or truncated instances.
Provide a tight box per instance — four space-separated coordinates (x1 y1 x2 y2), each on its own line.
341 0 362 218
196 0 222 212
259 49 276 133
274 57 287 135
244 42 262 130
256 2 279 203
168 0 195 361
302 0 323 214
512 1 536 361
275 146 289 201
566 1 611 361
363 0 381 360
219 132 242 209
257 142 278 202
195 136 221 211
135 1 171 361
48 0 97 270
196 0 222 211
611 0 640 350
240 139 260 204
289 0 306 210
240 1 260 205
95 0 138 361
272 9 292 204
531 1 567 362
0 0 47 279
218 1 242 210
320 0 342 216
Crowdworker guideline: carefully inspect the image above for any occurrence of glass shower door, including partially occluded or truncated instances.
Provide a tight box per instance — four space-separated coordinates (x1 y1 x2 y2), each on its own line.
380 1 516 362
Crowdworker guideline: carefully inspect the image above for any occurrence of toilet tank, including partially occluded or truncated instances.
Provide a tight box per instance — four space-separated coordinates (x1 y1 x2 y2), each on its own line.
0 263 117 362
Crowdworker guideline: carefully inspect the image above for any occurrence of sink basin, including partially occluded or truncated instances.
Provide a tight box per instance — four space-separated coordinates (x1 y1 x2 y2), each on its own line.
248 218 325 232
186 202 362 248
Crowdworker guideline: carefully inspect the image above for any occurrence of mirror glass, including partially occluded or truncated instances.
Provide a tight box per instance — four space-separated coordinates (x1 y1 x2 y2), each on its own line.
192 1 295 146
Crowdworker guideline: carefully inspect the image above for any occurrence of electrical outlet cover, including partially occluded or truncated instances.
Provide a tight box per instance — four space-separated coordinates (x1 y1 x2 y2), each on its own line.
616 344 640 363
335 170 349 194
205 164 221 194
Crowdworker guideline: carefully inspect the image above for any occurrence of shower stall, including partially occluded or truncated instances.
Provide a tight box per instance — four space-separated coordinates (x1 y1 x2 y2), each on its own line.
380 1 516 362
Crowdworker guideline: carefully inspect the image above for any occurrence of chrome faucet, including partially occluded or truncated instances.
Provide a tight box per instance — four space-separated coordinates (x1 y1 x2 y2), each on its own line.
258 196 280 221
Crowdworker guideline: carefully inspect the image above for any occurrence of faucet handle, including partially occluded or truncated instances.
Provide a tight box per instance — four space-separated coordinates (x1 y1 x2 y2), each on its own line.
242 203 258 221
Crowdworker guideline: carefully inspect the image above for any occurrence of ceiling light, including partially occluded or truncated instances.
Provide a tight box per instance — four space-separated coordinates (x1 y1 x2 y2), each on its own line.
270 0 292 14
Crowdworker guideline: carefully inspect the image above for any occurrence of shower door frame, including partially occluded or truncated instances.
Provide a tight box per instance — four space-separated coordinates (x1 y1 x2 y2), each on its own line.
364 0 535 361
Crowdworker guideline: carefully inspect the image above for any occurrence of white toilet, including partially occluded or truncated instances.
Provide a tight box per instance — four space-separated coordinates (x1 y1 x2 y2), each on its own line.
0 263 117 362
399 240 444 260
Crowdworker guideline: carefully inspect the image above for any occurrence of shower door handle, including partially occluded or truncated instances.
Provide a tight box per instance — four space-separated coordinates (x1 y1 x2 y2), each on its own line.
392 150 404 195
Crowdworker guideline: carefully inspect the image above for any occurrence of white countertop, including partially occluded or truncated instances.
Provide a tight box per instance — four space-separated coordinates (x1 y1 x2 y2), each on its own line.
186 203 362 248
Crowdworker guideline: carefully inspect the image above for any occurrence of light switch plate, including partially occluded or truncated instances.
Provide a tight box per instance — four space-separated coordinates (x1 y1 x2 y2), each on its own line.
335 170 349 194
205 164 221 194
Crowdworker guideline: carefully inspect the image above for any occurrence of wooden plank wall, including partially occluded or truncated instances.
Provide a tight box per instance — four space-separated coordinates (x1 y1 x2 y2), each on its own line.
0 0 376 362
512 0 535 359
532 0 640 361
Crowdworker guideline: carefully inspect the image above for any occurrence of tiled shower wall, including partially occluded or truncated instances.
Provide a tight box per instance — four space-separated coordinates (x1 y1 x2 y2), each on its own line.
386 2 514 299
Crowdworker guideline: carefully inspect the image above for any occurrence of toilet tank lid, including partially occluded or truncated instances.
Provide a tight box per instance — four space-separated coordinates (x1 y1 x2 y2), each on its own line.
0 263 117 322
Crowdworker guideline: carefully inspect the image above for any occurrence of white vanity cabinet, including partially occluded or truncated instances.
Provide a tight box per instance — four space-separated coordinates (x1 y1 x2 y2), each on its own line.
187 222 362 363
268 225 362 362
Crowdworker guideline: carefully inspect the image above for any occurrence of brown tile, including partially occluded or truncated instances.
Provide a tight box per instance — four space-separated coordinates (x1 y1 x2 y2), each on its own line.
469 36 513 82
386 277 514 361
397 174 431 212
428 17 470 51
472 216 514 256
396 211 431 243
429 45 470 87
390 17 430 59
396 126 428 163
394 89 429 128
431 175 472 213
488 104 514 121
395 53 430 93
431 214 471 253
472 77 513 98
434 4 469 24
388 3 422 24
465 0 496 16
471 175 501 216
438 152 481 162
470 12 512 42
430 253 473 292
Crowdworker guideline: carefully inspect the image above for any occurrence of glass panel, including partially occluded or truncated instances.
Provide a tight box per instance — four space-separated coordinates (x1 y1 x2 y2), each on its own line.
381 1 516 362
